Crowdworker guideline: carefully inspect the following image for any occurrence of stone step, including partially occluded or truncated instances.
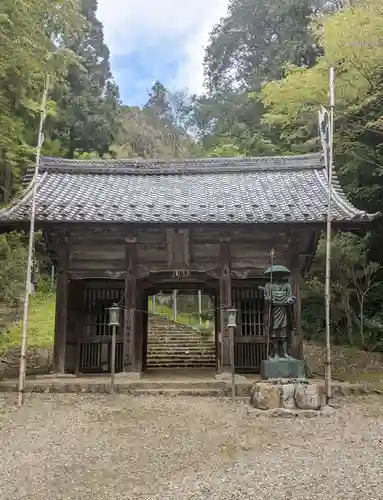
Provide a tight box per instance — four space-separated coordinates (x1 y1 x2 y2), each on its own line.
148 325 200 329
147 356 215 362
147 347 215 353
146 356 215 361
147 337 213 343
149 332 202 335
148 347 215 356
147 342 215 348
147 343 214 348
147 359 215 366
147 363 216 370
130 388 224 397
146 355 215 361
148 323 205 329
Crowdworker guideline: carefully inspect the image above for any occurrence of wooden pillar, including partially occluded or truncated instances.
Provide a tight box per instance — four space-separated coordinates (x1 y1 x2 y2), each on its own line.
53 245 69 374
214 293 220 371
291 269 304 359
123 238 138 372
219 238 232 372
74 282 84 376
290 237 304 360
135 287 145 373
142 292 149 372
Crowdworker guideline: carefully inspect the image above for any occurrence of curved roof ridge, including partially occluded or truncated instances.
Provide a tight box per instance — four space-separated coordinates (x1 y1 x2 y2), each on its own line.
0 172 47 220
314 167 379 222
37 152 324 175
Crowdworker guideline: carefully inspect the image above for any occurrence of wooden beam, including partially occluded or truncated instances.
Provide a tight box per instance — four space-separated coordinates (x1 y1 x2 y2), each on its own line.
53 244 69 374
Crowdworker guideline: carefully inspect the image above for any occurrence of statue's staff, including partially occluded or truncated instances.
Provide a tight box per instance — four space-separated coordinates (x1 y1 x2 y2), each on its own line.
266 248 275 358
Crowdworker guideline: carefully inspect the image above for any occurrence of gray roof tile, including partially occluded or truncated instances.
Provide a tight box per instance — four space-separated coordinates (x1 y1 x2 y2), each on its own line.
0 153 378 224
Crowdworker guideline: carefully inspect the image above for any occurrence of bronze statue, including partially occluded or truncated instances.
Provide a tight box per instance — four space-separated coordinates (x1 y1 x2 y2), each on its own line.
264 264 295 358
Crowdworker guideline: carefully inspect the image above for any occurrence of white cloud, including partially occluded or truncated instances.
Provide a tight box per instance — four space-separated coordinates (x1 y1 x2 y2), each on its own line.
97 0 230 94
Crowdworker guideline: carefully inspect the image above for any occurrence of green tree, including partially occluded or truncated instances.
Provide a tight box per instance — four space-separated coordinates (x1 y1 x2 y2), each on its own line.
0 233 27 305
0 0 83 202
260 0 383 260
204 0 329 94
47 0 120 158
304 232 382 348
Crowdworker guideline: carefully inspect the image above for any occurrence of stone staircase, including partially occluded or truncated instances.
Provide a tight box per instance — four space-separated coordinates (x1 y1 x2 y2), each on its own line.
146 314 216 369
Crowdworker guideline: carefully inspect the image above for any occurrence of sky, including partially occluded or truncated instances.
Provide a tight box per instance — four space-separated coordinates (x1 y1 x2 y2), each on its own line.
97 0 230 106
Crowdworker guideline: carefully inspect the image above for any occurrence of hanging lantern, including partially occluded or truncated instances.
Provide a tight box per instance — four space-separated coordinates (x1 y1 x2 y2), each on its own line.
108 303 120 327
227 308 237 328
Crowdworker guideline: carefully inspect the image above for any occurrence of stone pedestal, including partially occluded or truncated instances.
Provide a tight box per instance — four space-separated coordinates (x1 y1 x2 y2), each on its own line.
261 357 305 380
250 378 323 415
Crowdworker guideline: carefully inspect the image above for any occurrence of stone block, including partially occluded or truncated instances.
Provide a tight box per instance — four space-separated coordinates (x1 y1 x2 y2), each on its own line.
261 358 306 380
281 384 296 409
250 382 281 410
295 383 321 410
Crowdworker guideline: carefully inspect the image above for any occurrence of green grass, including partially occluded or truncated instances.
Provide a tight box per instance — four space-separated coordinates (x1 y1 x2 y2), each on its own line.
0 294 56 354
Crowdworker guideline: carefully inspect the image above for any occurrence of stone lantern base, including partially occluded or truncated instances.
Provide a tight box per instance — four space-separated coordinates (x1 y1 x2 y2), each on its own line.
250 378 324 412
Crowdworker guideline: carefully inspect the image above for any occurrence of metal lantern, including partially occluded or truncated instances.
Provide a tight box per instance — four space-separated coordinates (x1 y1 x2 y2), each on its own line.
227 308 237 328
108 303 120 327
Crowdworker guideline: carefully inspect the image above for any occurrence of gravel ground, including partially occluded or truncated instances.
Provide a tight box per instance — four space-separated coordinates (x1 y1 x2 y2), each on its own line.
0 394 382 500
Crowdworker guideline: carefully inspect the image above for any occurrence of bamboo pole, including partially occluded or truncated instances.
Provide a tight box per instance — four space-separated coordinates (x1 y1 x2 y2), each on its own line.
324 67 335 405
229 325 235 403
17 74 50 408
172 289 177 321
110 324 117 394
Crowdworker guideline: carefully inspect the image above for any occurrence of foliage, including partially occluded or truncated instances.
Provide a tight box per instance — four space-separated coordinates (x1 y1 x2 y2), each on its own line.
0 0 120 203
47 0 120 158
0 294 56 353
0 232 27 305
191 0 343 156
116 83 199 158
204 0 327 93
0 0 83 202
303 232 382 349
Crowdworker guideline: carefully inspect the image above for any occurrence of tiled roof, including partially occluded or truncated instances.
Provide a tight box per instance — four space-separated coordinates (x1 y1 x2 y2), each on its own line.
0 153 378 224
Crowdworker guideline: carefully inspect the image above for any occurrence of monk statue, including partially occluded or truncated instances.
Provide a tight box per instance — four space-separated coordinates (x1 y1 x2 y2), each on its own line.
264 265 296 359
